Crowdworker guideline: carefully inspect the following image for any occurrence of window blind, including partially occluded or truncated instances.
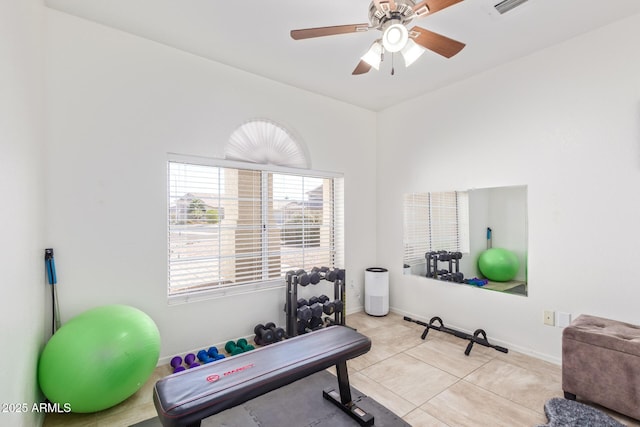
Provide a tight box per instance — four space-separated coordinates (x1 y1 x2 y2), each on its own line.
168 160 342 296
403 191 470 267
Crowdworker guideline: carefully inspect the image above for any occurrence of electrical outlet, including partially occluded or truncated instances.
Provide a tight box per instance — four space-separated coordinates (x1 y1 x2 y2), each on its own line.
544 310 555 326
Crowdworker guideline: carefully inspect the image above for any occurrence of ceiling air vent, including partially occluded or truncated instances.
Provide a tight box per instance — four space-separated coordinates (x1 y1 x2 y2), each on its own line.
494 0 529 14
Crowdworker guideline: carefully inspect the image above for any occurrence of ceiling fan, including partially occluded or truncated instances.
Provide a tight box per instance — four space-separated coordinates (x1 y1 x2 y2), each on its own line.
290 0 465 75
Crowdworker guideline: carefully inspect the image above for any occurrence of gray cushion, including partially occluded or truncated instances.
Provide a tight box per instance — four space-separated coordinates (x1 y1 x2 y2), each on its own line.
564 314 640 357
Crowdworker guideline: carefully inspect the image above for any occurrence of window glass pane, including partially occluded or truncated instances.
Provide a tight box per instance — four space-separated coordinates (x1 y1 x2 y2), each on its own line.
168 161 340 296
268 173 334 275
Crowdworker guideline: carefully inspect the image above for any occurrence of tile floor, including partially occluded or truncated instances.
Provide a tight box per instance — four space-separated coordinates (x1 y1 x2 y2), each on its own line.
44 311 640 426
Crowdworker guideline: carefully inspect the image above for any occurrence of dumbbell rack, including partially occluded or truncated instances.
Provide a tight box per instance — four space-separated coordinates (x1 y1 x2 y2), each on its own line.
285 270 346 338
425 250 464 282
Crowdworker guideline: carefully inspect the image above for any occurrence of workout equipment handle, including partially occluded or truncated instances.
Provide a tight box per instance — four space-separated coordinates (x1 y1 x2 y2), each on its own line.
45 248 57 285
45 248 61 333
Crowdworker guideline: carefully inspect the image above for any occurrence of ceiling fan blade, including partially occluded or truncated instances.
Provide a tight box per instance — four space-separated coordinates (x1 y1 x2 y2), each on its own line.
409 26 465 58
291 24 369 40
412 0 462 17
352 60 372 75
426 0 463 14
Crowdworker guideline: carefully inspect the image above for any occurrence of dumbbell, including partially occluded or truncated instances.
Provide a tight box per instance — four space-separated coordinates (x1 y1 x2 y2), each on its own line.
197 349 215 364
207 346 225 360
184 353 200 368
297 319 309 335
452 272 464 283
237 338 255 352
309 302 323 319
439 253 451 261
317 294 334 314
225 339 254 355
254 323 276 345
311 266 330 278
308 270 321 284
309 316 323 330
294 269 311 286
299 274 311 286
265 322 285 342
225 340 245 356
170 356 185 373
326 268 346 282
317 295 343 315
297 299 312 321
328 300 345 314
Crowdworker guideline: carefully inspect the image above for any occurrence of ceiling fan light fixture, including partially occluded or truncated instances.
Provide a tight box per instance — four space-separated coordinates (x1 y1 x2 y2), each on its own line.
400 39 424 67
361 40 383 70
382 23 408 53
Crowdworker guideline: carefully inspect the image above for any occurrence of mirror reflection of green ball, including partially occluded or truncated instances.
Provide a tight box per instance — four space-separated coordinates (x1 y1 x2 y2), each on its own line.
38 305 160 413
478 248 520 282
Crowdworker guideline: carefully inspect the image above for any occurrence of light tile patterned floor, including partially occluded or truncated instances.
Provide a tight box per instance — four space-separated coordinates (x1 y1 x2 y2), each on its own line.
44 311 640 426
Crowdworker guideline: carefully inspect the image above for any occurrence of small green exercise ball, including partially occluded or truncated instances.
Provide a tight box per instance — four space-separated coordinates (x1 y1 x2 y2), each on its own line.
38 305 160 413
478 248 520 282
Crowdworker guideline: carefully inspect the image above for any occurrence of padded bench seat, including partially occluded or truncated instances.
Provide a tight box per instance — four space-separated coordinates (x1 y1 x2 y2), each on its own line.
153 325 372 427
562 314 640 420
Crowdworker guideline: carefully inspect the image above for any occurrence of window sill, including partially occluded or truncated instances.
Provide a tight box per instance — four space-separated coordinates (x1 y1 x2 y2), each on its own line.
168 279 284 305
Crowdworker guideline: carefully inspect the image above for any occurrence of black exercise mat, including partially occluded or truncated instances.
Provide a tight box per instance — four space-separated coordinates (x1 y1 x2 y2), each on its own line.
132 370 409 427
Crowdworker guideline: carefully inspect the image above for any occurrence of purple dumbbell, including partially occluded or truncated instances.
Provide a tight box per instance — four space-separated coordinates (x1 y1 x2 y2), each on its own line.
183 353 200 368
170 356 185 373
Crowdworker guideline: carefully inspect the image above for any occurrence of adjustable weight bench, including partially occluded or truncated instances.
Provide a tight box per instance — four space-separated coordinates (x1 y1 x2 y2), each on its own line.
153 326 373 427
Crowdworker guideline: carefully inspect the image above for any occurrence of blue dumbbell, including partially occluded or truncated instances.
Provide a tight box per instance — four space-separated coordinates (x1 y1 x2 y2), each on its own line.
197 349 215 364
208 346 226 360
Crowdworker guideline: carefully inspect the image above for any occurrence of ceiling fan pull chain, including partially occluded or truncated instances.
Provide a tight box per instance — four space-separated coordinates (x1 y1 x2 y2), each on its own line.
391 53 395 75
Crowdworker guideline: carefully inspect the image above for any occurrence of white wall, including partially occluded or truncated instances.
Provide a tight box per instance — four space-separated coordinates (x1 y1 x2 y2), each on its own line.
377 14 640 363
45 10 377 361
0 1 46 425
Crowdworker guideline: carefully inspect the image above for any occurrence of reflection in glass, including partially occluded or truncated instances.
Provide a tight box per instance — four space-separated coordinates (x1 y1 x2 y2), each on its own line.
403 186 528 296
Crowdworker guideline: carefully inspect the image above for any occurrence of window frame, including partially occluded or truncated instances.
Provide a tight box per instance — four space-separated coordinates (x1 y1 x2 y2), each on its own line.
166 153 344 304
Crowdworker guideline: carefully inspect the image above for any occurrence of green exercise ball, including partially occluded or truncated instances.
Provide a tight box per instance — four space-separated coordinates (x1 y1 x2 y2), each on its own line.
478 248 520 282
38 305 160 413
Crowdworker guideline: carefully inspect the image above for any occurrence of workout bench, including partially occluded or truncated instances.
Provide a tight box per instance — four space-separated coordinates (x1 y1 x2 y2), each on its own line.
153 326 373 427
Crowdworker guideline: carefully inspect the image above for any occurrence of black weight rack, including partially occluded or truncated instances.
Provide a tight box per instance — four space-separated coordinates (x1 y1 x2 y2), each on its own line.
425 250 464 283
285 269 346 338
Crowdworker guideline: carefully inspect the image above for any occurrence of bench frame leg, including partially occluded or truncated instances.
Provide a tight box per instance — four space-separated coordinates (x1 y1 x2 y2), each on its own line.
323 361 374 426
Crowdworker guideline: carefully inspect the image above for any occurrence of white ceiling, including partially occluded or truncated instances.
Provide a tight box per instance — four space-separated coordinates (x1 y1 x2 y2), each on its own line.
45 0 640 111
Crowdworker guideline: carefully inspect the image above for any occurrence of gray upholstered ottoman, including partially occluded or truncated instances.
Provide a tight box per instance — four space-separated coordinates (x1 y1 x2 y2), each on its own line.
562 314 640 420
